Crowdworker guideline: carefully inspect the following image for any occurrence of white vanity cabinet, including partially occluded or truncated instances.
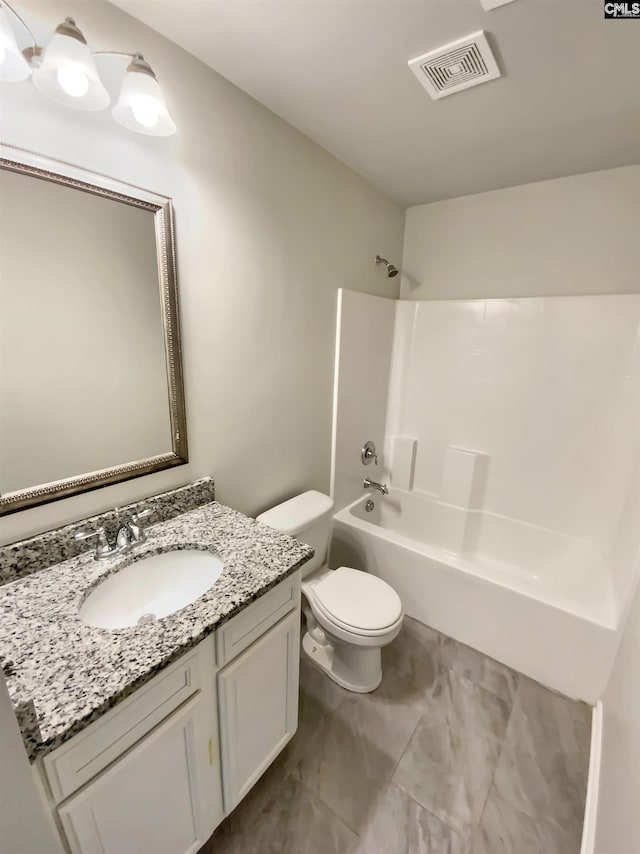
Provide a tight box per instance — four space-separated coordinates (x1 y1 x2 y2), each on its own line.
37 571 301 854
218 609 300 812
43 636 223 854
216 571 301 812
58 693 216 854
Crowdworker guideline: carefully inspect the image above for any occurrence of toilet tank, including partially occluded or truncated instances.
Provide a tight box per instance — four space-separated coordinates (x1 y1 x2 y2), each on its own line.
256 491 334 577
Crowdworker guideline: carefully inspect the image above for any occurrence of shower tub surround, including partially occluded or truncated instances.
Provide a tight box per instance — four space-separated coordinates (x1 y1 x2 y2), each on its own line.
0 479 312 760
332 293 640 704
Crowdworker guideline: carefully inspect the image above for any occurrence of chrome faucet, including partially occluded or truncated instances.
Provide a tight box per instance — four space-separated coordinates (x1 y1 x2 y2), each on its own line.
125 509 152 545
74 526 114 561
75 508 153 560
363 477 389 496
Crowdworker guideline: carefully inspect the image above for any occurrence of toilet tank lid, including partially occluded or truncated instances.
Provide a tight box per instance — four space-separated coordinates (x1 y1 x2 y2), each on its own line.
256 490 334 535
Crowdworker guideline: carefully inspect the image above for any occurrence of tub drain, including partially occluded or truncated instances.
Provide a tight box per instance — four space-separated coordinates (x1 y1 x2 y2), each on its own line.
137 613 156 625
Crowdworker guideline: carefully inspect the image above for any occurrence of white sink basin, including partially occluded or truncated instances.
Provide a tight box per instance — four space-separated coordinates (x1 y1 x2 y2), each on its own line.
79 550 223 630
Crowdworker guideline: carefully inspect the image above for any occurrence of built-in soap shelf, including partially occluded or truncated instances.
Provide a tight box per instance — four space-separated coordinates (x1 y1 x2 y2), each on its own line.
441 447 489 509
383 436 417 490
383 436 489 556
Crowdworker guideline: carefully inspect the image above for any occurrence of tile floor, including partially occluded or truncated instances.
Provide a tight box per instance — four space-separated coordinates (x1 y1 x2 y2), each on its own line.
201 617 591 854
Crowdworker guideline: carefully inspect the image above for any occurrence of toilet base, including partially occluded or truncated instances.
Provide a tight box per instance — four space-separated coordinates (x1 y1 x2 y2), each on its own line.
302 630 382 693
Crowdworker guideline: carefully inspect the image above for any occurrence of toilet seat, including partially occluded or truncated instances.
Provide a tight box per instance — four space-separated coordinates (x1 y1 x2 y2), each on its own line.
306 567 403 639
257 490 404 693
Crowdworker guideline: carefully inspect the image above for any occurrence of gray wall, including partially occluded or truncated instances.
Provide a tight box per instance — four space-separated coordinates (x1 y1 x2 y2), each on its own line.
0 0 404 544
401 166 640 300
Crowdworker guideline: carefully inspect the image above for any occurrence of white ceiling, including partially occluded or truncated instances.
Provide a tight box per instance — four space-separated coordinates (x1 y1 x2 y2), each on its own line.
113 0 640 206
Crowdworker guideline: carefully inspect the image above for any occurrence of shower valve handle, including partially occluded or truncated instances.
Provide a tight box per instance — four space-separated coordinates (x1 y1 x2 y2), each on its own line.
361 441 378 466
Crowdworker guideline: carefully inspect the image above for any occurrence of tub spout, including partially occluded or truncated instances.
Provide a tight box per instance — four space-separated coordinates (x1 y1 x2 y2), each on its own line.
363 477 389 496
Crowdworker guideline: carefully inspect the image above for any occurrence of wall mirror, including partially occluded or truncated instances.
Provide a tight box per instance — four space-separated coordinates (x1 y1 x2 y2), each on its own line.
0 144 188 515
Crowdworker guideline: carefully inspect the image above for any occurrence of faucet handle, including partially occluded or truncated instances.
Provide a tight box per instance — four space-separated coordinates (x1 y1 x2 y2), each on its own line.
75 526 106 542
361 440 378 466
128 508 153 544
131 508 153 524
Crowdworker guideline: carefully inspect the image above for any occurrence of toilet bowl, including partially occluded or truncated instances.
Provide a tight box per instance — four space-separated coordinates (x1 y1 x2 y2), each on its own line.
256 491 404 693
301 565 403 691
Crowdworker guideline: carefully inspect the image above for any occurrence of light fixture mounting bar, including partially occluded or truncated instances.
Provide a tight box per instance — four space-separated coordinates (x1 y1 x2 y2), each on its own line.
93 50 139 58
1 0 37 48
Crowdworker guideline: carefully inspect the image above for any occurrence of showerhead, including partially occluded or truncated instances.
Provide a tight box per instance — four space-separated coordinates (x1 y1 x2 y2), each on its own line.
375 254 399 278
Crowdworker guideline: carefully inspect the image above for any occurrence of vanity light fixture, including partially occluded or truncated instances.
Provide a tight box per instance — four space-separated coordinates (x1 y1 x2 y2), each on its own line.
32 17 110 111
0 1 176 136
111 54 176 137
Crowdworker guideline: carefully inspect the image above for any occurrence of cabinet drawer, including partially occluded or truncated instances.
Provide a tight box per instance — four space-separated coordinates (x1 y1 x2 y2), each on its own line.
216 572 300 667
44 640 212 803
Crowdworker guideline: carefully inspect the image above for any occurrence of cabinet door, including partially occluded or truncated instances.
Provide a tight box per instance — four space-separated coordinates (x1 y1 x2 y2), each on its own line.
218 610 300 812
58 692 221 854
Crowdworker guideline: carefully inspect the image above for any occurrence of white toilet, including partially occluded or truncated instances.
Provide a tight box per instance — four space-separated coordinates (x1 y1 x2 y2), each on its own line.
257 491 403 692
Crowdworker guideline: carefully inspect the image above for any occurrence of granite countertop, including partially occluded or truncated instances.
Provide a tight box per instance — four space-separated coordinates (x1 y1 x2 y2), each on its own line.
0 499 312 761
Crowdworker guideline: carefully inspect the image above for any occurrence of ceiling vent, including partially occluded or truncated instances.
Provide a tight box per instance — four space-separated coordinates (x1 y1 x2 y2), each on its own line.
408 31 500 100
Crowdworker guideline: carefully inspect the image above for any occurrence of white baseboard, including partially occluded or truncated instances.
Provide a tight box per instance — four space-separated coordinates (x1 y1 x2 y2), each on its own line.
581 700 603 854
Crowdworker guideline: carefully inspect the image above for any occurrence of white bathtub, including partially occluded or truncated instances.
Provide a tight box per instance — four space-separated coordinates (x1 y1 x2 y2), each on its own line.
331 491 619 703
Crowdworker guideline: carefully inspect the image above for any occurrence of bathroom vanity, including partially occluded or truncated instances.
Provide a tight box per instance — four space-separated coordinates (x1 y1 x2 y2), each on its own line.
0 480 312 854
45 576 300 854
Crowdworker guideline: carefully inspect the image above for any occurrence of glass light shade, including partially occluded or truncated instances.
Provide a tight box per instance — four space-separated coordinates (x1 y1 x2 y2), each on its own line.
0 4 31 81
112 69 176 137
32 31 109 110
